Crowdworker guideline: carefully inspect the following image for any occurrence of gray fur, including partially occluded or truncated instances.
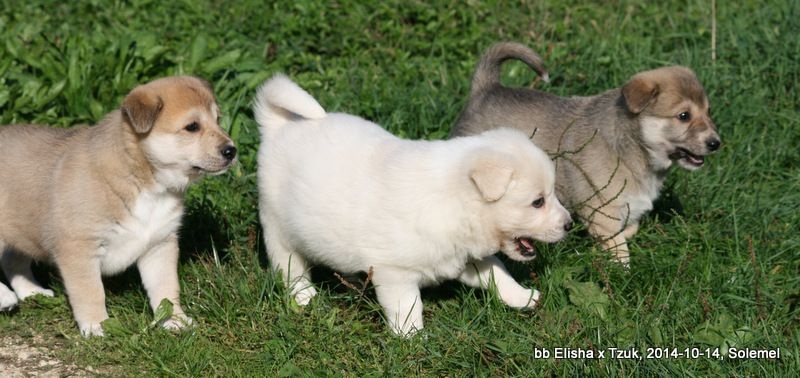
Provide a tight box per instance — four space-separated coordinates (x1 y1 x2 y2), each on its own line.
450 42 721 265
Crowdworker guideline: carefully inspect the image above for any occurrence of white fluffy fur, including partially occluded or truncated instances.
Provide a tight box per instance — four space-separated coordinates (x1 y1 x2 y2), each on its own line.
99 189 183 275
254 75 571 336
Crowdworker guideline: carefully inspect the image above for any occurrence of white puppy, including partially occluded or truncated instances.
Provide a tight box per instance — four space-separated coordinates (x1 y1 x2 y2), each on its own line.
254 75 572 336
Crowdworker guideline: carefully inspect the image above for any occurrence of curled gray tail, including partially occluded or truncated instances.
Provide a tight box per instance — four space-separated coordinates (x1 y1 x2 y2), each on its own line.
470 42 549 96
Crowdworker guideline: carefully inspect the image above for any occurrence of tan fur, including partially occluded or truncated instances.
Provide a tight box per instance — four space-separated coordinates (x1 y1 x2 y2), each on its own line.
0 76 236 336
451 42 721 266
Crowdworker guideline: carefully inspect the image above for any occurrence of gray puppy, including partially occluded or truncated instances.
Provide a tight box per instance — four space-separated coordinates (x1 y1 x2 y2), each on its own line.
450 42 721 265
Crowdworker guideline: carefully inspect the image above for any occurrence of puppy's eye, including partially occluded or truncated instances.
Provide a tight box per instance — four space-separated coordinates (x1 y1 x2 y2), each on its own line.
677 112 691 122
532 197 545 208
185 122 200 132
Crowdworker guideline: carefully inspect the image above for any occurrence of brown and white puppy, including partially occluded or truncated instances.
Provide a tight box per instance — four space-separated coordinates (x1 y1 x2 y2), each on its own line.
450 42 721 265
0 76 236 336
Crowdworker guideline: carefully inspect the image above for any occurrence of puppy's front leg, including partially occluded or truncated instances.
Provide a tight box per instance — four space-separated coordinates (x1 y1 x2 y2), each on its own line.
622 223 639 239
588 216 630 267
372 268 423 337
55 242 107 337
137 236 192 330
597 232 629 267
460 255 540 309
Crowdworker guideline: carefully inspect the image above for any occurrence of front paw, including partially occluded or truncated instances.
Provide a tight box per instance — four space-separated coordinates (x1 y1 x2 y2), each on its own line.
79 322 105 337
501 288 541 309
389 322 423 338
614 254 631 268
293 286 318 306
161 313 194 331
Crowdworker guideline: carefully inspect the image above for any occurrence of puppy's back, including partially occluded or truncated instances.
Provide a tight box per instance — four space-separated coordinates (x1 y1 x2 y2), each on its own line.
0 125 79 178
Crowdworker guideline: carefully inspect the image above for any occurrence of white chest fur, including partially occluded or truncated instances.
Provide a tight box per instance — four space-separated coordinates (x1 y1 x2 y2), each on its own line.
99 189 183 275
622 175 663 227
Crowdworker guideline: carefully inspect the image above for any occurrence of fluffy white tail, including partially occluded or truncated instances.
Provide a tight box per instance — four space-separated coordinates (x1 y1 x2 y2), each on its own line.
253 74 326 137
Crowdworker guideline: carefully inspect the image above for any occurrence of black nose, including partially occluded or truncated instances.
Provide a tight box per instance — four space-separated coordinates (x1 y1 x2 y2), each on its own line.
706 138 721 151
564 220 573 232
221 145 237 160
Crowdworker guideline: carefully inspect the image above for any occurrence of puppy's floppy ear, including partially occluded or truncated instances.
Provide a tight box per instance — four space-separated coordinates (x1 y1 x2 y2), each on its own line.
469 152 515 202
622 73 659 114
121 87 164 134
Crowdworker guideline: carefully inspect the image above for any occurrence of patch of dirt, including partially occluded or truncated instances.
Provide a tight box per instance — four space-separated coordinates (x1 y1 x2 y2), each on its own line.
0 336 96 377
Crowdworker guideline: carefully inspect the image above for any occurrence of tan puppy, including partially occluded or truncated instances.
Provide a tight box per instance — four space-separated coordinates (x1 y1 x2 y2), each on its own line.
0 76 237 336
451 42 721 265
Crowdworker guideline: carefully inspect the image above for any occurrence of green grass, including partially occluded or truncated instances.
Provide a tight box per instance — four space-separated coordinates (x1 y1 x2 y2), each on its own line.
1 0 798 376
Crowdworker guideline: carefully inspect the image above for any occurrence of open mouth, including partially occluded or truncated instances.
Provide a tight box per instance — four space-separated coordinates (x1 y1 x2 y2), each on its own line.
514 237 537 257
192 162 232 175
670 148 705 167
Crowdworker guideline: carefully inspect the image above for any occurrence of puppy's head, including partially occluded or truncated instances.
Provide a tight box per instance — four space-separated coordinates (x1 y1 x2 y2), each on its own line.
622 66 721 171
121 76 237 189
469 129 572 262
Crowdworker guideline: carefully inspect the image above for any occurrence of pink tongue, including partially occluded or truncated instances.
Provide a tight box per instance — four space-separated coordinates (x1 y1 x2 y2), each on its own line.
520 238 533 250
688 155 703 164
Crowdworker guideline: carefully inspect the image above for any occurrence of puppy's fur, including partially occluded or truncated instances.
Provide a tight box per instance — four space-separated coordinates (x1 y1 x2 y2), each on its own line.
0 76 237 336
451 42 721 265
255 75 571 336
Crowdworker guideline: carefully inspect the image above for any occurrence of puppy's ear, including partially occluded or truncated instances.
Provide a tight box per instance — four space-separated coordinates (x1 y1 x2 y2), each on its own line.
469 153 515 202
121 87 164 134
622 74 659 114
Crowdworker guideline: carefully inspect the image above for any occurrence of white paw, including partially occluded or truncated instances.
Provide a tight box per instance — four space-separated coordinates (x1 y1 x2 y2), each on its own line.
0 287 19 311
293 286 318 306
502 288 541 309
79 322 105 338
388 317 424 338
161 314 194 331
391 323 422 338
16 287 54 301
614 251 631 269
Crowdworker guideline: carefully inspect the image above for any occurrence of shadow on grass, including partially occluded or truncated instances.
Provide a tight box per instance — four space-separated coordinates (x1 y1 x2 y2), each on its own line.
13 202 238 302
651 183 685 222
298 254 551 308
178 202 233 264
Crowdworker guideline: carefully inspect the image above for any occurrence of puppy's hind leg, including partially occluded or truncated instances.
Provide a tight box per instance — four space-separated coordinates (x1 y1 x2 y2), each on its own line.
0 241 19 310
460 255 540 309
0 283 17 311
1 246 54 300
263 222 317 306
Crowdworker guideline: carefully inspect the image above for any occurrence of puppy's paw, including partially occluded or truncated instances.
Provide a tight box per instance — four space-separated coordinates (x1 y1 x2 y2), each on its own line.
161 313 194 331
614 254 631 269
293 287 318 306
0 287 19 311
79 322 105 338
501 288 541 309
16 287 55 301
390 324 422 338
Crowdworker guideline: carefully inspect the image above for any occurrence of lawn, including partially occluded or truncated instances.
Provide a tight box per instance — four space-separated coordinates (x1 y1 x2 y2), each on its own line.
1 0 798 376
